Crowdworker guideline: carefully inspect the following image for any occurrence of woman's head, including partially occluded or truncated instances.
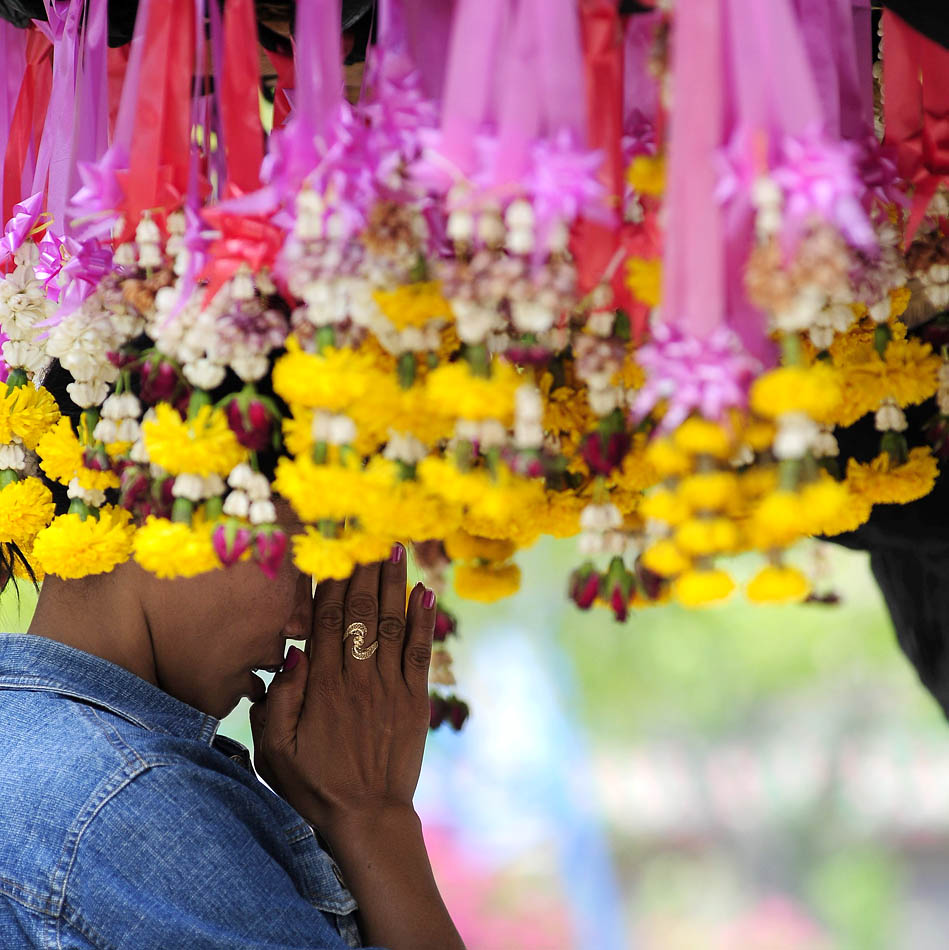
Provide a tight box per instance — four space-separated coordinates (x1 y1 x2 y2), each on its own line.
29 496 312 719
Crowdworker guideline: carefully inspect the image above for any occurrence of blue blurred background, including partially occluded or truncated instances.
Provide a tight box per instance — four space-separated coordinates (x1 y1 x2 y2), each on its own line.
7 540 949 949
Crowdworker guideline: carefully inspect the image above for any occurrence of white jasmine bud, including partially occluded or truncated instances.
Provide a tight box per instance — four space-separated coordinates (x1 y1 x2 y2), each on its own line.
249 499 277 525
222 489 251 519
875 397 907 432
773 412 818 460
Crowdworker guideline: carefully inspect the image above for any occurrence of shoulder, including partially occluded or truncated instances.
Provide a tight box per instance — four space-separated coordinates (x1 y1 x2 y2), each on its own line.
63 760 357 949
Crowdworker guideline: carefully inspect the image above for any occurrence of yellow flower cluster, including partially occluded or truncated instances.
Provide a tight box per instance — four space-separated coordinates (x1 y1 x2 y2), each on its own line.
132 517 222 578
0 384 60 449
626 257 661 308
32 507 134 579
36 417 119 491
143 403 247 478
0 478 55 545
372 282 452 331
424 360 523 425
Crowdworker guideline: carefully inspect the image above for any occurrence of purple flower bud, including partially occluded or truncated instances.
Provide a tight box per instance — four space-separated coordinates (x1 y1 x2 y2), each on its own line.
139 359 180 404
225 396 274 452
448 698 470 731
569 563 600 610
429 695 448 729
213 521 252 567
254 528 288 579
433 608 457 642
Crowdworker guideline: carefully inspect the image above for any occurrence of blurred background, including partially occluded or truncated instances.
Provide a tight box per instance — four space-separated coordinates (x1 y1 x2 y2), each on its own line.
6 543 949 949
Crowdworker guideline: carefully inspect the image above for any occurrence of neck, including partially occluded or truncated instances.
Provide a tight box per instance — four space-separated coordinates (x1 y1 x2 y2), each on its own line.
28 564 158 687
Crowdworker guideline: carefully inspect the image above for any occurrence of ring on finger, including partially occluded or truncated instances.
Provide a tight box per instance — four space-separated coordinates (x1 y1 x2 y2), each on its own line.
344 621 378 660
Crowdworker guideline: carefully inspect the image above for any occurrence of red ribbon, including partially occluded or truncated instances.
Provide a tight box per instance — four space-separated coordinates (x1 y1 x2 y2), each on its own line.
221 0 265 195
882 10 949 246
265 47 295 132
198 208 283 306
120 0 194 241
2 31 53 225
570 0 644 335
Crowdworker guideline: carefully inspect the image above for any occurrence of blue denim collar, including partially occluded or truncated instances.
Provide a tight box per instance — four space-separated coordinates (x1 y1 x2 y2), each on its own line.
0 633 220 744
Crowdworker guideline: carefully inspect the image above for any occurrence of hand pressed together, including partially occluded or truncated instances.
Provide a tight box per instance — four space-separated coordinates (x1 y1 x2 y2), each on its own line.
249 545 435 833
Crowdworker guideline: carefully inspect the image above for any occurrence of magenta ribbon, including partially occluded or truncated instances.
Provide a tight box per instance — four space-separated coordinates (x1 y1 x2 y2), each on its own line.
0 191 44 265
661 0 725 340
402 0 455 100
31 0 83 233
623 12 661 133
794 0 871 140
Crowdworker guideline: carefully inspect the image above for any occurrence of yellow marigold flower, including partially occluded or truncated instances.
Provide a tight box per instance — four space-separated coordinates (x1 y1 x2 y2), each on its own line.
746 490 805 550
797 478 868 537
641 539 691 578
672 568 735 607
454 562 522 603
272 337 382 412
627 155 665 196
846 447 939 505
675 517 740 556
0 384 61 450
813 488 873 537
611 350 647 391
739 465 779 501
640 488 691 525
143 403 247 478
746 565 811 604
424 360 522 425
292 530 356 580
282 406 315 456
372 282 452 331
541 491 584 539
291 529 392 580
33 507 134 579
133 516 221 578
741 420 776 453
750 364 842 422
274 454 376 523
834 337 940 427
673 418 733 459
889 285 911 320
444 530 516 563
626 257 661 308
36 417 120 491
678 471 740 512
357 460 460 541
645 437 692 478
0 477 55 544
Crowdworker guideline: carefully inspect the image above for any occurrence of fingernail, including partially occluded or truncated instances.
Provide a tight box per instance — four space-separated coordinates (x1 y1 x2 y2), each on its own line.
390 542 404 564
422 588 436 609
282 645 302 672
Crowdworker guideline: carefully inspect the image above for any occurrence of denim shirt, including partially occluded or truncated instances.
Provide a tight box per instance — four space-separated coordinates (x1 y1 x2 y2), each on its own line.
0 634 382 950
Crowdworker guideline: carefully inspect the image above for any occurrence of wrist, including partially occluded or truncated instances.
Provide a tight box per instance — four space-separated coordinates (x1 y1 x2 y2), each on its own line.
318 802 421 851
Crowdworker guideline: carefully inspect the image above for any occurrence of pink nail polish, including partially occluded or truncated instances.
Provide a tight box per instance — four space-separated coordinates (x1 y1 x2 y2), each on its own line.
282 646 302 672
422 588 436 609
390 542 404 564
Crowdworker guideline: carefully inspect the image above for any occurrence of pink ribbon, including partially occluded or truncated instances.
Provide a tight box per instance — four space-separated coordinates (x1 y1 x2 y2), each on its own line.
439 0 511 176
296 0 344 136
0 23 28 218
402 0 455 100
661 0 724 339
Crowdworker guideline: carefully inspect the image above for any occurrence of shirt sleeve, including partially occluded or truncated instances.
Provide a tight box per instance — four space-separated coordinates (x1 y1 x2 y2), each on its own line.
62 760 381 950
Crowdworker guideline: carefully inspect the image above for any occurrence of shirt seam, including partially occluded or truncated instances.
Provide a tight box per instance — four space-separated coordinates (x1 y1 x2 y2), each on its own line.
50 760 166 919
78 705 150 772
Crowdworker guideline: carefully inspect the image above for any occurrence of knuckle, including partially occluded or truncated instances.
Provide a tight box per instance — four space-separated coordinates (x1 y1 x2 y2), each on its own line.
315 603 345 630
347 592 378 619
378 614 405 641
405 645 432 672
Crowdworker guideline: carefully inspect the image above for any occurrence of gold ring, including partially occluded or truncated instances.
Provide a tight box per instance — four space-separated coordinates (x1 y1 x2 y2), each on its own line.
344 621 378 660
